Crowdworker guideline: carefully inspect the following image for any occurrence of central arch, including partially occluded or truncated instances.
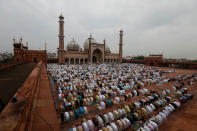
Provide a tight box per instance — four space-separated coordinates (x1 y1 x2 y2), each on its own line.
34 58 37 63
92 56 97 63
92 48 103 63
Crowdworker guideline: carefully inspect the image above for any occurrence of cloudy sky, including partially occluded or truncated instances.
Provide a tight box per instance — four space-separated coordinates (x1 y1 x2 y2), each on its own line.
0 0 197 59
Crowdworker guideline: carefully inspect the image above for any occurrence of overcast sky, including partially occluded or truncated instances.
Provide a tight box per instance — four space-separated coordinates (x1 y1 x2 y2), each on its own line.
0 0 197 59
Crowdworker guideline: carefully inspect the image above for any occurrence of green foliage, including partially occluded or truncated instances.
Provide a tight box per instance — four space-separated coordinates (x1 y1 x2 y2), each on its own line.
132 55 145 60
0 57 14 63
191 60 197 63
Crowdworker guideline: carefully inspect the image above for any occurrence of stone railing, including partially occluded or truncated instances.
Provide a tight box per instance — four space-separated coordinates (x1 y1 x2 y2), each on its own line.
0 61 42 130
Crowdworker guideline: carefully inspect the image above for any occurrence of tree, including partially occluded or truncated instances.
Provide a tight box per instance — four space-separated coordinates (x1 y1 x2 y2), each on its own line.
132 55 145 60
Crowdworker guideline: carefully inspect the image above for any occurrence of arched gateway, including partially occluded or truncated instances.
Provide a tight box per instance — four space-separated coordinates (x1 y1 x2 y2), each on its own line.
92 49 103 63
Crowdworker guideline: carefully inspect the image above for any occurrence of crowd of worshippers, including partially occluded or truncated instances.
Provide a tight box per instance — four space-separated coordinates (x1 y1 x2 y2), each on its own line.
47 64 197 130
66 86 194 130
137 73 197 131
47 64 169 119
66 73 197 131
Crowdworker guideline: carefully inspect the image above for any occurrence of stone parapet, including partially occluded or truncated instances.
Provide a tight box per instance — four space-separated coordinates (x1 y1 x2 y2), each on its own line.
0 61 42 130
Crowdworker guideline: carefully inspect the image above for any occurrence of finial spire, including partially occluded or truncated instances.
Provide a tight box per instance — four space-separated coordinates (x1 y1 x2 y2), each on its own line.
13 37 15 43
26 42 28 47
45 41 47 50
59 13 64 19
20 36 22 43
120 29 123 35
89 33 92 38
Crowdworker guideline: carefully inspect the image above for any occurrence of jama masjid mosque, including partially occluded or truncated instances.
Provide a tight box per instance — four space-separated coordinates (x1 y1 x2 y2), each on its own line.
58 14 123 64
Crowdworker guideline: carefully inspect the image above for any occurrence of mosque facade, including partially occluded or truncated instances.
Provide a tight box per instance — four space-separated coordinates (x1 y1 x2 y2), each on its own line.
57 14 123 64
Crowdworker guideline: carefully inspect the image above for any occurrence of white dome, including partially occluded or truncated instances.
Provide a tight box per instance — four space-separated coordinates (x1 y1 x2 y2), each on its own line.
67 38 79 51
83 34 97 50
105 45 111 53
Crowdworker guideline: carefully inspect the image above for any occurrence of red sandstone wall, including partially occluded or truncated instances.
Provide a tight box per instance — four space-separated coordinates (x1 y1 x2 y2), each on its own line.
145 57 163 66
0 61 42 130
14 49 47 63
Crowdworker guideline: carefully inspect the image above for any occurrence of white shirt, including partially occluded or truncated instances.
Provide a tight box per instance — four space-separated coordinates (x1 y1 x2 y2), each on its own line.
115 97 120 103
100 101 106 110
169 104 175 111
155 115 162 125
72 126 77 131
162 109 169 116
124 118 131 128
149 120 158 130
167 106 173 112
150 104 156 111
111 123 118 131
174 101 181 108
97 116 104 128
118 109 123 117
103 114 109 124
108 112 114 121
82 122 89 131
84 107 88 115
143 125 151 131
58 94 62 100
87 120 94 130
64 112 69 121
159 112 166 120
146 106 153 114
121 119 127 129
133 90 137 97
107 125 113 131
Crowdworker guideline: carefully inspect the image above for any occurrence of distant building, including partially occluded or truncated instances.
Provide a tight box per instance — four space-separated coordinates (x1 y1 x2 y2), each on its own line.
145 54 163 66
47 53 57 58
0 52 13 62
124 56 132 60
0 55 2 61
13 37 47 63
176 58 190 62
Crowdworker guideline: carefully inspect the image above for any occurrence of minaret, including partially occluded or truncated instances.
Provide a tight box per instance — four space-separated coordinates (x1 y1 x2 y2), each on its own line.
26 42 29 49
13 37 16 44
58 14 65 64
20 36 23 49
20 36 22 43
45 42 47 51
119 29 123 64
103 39 106 49
88 33 92 64
13 37 16 55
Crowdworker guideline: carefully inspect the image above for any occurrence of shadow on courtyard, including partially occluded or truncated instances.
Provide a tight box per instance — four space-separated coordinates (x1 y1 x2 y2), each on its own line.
0 63 36 112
